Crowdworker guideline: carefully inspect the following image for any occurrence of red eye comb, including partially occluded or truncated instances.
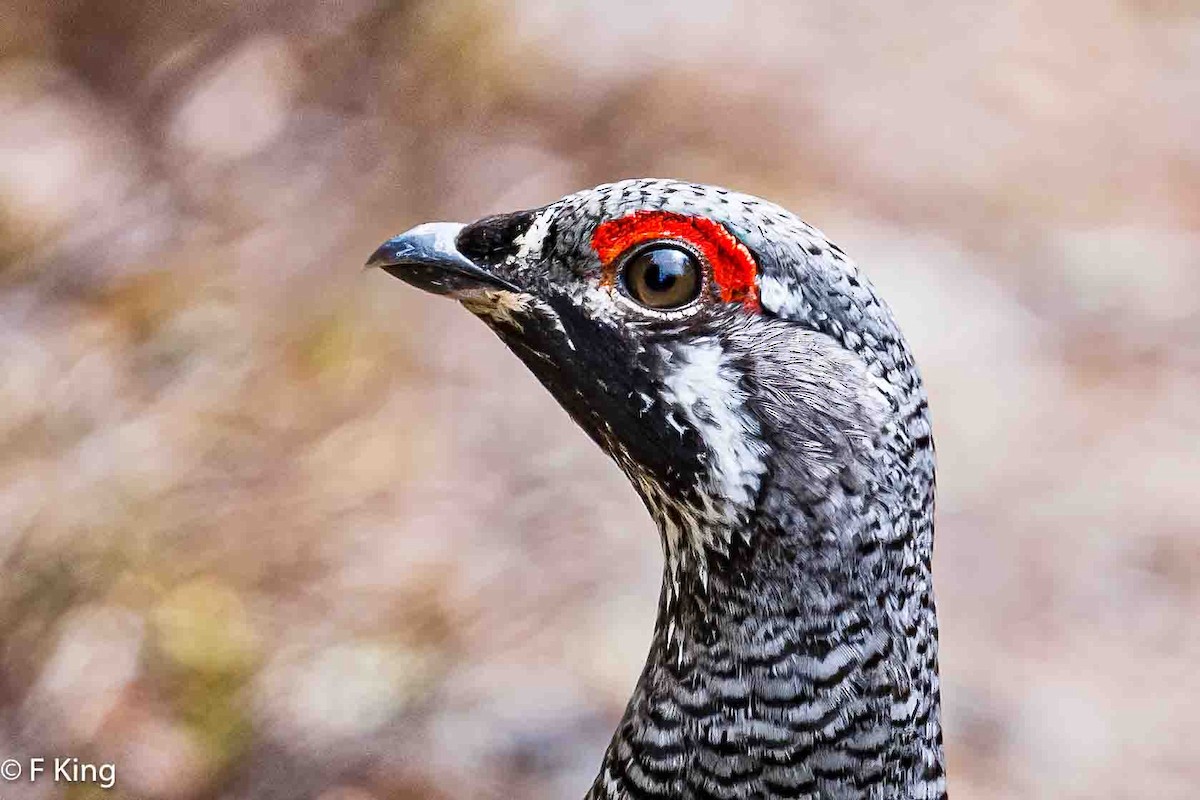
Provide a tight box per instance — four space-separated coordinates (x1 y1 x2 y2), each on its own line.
590 210 760 310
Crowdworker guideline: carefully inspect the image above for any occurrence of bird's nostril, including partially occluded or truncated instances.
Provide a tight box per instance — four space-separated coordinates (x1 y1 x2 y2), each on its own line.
455 208 540 267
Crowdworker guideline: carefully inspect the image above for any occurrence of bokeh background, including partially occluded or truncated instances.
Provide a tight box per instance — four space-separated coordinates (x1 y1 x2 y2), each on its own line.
2 1 1198 798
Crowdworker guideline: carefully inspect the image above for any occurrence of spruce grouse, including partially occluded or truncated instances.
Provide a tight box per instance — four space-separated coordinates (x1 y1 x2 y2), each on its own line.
369 179 946 800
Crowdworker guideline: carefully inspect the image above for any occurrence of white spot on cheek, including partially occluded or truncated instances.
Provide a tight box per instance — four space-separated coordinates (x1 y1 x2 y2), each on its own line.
659 342 767 519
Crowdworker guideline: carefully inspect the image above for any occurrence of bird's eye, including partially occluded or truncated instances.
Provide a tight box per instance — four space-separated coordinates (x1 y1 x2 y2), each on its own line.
620 245 701 310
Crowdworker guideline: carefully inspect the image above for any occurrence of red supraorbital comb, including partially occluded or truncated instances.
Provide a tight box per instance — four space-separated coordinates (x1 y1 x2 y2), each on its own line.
590 211 761 310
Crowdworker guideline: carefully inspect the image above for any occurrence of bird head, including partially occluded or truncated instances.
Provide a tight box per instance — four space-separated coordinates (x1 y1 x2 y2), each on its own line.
370 179 930 592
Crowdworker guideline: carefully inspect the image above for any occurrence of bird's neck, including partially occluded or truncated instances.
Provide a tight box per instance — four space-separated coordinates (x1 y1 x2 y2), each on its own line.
585 513 946 800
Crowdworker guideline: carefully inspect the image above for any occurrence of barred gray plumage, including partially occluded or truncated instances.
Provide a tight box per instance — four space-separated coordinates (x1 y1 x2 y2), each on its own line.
370 179 946 799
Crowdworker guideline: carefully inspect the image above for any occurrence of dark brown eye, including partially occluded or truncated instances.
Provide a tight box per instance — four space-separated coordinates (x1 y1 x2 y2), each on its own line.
620 245 701 310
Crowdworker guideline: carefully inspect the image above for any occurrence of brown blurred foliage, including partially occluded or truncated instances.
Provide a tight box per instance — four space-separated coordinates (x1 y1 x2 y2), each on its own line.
1 1 1198 798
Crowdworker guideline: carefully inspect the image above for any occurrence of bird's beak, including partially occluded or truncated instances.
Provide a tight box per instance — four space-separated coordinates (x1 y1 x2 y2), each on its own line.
365 222 520 296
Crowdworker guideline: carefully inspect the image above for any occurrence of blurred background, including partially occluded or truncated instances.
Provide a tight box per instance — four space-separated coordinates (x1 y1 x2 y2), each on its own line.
1 1 1198 798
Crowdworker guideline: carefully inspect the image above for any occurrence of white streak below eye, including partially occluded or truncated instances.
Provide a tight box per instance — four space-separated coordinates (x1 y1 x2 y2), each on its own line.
659 342 766 518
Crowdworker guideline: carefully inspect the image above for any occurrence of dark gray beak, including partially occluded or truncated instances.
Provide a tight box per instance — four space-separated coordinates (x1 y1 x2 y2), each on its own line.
366 222 520 296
